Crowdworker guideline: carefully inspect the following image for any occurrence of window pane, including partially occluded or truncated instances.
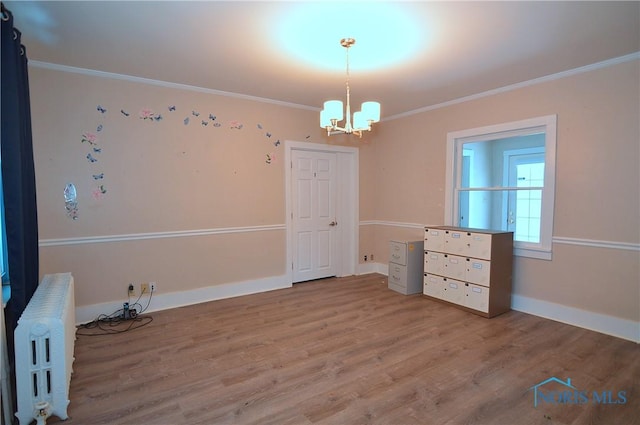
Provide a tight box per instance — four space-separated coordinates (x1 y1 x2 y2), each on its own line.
516 162 545 187
460 134 545 189
457 190 509 232
457 189 542 243
513 189 542 243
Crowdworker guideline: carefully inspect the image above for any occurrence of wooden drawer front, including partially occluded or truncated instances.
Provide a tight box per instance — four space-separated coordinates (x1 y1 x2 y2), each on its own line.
389 241 407 265
423 274 445 299
443 254 466 280
444 230 469 256
424 228 445 251
424 251 445 275
467 232 493 260
388 263 408 287
464 283 490 313
466 258 491 286
441 278 465 305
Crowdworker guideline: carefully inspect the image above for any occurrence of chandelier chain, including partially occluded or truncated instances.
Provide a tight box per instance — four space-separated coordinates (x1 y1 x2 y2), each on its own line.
345 43 351 91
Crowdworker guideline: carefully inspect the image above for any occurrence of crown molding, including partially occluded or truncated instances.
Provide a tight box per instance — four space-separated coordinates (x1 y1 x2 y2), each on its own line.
28 60 318 111
384 52 640 121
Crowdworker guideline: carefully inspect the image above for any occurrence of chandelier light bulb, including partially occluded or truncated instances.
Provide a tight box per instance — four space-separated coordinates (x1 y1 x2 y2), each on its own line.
324 100 344 122
361 101 381 123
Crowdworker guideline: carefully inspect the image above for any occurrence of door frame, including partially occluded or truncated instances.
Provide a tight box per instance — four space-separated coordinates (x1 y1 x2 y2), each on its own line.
285 140 359 284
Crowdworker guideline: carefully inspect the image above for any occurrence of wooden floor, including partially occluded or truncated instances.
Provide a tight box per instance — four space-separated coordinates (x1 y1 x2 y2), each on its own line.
48 274 638 425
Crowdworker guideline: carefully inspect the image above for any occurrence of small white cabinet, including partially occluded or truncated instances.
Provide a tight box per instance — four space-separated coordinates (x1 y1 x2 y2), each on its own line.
423 226 513 318
388 240 424 295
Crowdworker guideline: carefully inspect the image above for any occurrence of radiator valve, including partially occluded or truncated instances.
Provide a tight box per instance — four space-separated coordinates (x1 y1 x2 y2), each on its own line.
34 401 51 425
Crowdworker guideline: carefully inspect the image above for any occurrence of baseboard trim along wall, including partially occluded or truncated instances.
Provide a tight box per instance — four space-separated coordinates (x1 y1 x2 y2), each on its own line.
75 274 291 325
357 262 388 276
511 294 639 343
375 262 638 343
76 266 638 343
78 265 386 325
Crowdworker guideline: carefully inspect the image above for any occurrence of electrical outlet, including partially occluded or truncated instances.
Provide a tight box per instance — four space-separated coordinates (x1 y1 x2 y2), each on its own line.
370 254 374 261
150 282 156 293
128 284 135 297
364 255 368 262
141 283 149 294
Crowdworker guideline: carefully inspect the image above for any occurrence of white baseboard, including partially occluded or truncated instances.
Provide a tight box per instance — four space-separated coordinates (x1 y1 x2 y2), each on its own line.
360 264 639 343
75 274 291 325
357 261 387 275
76 270 639 344
511 294 639 343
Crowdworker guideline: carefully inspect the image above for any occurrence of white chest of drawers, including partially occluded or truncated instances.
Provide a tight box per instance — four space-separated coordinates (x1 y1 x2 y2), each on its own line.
423 226 513 317
388 240 424 295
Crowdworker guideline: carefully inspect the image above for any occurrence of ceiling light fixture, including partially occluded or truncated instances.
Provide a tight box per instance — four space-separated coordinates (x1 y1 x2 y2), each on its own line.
320 38 380 137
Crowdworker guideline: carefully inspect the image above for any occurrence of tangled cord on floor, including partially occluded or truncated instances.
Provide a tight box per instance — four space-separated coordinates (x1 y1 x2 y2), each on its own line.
76 286 154 336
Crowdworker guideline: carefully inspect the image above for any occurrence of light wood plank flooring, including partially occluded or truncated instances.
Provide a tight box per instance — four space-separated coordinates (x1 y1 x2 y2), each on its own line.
48 274 639 425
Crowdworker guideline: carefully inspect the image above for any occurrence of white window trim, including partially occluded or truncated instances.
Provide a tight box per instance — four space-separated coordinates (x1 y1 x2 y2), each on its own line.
445 115 557 260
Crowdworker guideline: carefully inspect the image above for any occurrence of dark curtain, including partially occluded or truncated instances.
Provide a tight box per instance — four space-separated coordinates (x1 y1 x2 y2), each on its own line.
1 3 39 341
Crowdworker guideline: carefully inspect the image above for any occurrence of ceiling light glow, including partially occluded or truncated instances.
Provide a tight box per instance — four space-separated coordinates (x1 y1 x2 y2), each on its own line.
276 2 425 72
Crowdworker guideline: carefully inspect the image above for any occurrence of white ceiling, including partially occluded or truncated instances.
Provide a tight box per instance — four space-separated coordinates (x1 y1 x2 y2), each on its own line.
6 1 640 118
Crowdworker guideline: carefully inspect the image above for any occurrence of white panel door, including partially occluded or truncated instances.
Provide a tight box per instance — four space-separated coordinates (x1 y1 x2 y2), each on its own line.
292 150 337 282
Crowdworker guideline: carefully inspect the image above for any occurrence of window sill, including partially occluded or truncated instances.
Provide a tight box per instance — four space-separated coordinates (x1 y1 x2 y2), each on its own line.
514 247 552 260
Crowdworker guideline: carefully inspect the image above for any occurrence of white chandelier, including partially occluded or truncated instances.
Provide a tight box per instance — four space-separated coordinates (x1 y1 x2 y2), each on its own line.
320 38 380 137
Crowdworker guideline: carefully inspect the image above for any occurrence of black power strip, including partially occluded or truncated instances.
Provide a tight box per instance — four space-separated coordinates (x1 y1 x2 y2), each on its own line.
120 302 138 320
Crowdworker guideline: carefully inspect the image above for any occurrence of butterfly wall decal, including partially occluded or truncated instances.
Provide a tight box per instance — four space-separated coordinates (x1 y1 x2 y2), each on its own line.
81 132 97 145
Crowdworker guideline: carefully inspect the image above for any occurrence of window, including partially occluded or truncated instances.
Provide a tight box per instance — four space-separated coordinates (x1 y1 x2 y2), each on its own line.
445 115 557 259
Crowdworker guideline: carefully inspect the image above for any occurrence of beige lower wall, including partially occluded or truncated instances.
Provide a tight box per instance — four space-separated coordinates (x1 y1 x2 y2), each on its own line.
374 225 424 258
514 243 639 320
39 230 286 307
358 224 375 264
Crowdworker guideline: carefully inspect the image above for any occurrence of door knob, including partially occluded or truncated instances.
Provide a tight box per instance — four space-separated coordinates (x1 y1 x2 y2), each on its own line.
329 221 337 226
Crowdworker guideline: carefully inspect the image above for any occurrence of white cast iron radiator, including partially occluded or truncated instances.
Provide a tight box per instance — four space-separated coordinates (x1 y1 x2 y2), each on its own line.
14 273 76 425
